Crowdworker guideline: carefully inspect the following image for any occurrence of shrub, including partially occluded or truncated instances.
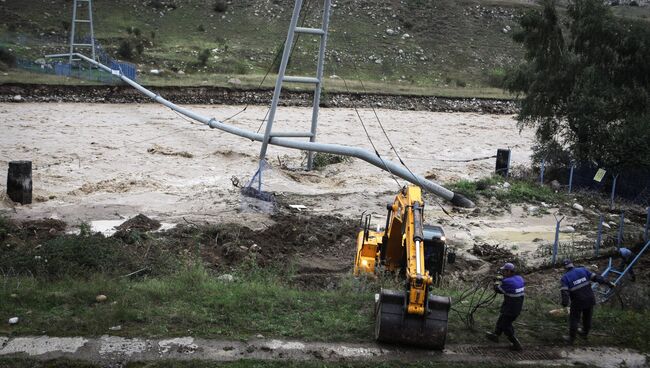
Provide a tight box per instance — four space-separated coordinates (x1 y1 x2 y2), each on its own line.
0 47 16 67
198 48 210 66
213 0 228 13
311 153 352 170
486 67 506 88
117 40 133 60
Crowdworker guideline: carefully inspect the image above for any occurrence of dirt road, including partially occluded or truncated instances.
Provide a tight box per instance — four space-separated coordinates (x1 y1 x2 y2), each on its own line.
0 335 646 367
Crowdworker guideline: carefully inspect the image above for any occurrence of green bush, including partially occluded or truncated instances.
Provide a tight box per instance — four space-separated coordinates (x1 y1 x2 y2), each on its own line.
213 57 249 75
486 67 506 88
213 0 228 13
117 40 133 60
0 47 16 67
311 153 352 170
198 48 210 66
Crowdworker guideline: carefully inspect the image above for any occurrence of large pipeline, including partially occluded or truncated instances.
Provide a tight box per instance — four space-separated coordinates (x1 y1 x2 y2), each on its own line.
45 52 475 208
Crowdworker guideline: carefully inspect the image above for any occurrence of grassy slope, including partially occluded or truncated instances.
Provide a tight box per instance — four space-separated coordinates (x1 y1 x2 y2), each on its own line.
0 0 533 97
1 264 648 352
1 1 647 97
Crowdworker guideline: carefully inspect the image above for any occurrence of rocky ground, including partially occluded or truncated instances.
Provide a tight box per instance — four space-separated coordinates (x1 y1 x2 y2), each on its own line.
0 84 518 114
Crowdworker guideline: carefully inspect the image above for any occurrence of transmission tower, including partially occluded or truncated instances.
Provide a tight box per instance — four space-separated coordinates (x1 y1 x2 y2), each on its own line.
68 0 96 63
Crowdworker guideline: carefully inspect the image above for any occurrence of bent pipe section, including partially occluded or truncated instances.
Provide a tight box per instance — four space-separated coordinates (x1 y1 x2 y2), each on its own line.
47 52 475 208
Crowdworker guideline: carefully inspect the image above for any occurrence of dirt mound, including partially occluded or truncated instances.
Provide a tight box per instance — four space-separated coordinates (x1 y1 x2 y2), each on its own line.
168 213 358 287
116 214 162 232
2 218 67 242
471 242 527 270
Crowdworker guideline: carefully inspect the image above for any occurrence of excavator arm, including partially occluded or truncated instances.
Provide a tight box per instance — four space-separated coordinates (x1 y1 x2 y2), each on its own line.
354 186 451 349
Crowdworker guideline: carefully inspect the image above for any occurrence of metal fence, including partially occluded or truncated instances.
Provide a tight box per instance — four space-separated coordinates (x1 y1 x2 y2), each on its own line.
16 37 137 84
537 160 650 208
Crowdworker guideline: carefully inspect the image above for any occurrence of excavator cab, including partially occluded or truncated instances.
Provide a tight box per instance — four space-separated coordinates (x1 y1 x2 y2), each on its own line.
423 225 447 284
353 186 451 349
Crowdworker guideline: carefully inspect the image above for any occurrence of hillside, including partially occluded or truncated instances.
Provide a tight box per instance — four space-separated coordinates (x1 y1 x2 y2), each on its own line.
0 0 649 96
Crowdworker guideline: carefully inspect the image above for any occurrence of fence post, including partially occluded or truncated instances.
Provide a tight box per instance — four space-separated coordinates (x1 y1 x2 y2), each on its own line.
610 173 619 209
568 163 575 194
552 214 565 266
540 159 546 185
645 207 650 242
595 213 603 257
617 211 625 249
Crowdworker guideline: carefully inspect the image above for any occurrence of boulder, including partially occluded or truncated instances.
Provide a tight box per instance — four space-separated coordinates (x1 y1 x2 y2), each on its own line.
217 274 235 282
572 203 584 212
227 78 242 86
560 226 576 233
550 180 562 191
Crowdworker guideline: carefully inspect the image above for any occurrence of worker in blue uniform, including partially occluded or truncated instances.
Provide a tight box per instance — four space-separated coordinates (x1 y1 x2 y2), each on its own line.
560 259 615 344
618 247 636 281
486 262 524 351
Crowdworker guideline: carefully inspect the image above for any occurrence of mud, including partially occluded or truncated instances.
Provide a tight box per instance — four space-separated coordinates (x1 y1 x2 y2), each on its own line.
166 212 357 287
115 214 161 232
0 83 518 114
0 335 645 367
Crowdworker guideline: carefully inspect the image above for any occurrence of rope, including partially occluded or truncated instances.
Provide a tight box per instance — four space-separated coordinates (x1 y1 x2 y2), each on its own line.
339 76 402 190
334 30 456 218
437 155 497 163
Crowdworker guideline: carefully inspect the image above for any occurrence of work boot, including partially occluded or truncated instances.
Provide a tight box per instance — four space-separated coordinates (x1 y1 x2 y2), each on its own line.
507 335 523 351
577 328 589 339
485 331 499 343
562 335 575 345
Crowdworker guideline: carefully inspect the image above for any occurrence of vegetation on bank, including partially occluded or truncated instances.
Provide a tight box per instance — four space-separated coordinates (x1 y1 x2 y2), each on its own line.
506 0 650 171
445 175 563 204
0 0 646 96
1 212 649 352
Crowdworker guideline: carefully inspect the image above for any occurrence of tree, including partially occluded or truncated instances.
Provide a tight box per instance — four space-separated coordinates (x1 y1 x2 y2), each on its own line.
507 0 650 171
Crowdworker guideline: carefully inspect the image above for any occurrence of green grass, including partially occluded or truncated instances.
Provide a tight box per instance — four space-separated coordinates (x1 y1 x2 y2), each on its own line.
0 265 374 341
0 68 514 99
446 176 564 204
0 0 534 96
1 0 648 97
1 263 649 352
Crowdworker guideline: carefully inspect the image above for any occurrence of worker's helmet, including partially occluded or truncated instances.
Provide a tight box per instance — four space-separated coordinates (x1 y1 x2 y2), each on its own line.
500 262 515 271
563 259 574 269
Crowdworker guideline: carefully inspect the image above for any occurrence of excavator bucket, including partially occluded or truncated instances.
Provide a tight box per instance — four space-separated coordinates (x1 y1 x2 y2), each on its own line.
375 289 450 350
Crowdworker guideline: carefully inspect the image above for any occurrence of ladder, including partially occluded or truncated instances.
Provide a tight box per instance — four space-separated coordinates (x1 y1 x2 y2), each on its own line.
593 239 649 303
68 0 96 64
255 0 332 187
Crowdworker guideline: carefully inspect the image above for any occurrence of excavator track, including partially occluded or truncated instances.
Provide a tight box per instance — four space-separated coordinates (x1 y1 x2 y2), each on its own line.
375 289 451 350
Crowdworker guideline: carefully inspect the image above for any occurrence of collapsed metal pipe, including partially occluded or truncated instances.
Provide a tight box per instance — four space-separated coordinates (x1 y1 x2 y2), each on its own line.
45 52 475 208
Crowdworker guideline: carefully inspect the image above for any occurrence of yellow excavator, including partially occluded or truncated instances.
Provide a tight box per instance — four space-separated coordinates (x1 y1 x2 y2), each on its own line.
354 185 451 349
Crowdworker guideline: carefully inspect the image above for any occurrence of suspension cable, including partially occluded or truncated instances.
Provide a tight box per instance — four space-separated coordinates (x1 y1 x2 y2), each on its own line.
339 76 402 190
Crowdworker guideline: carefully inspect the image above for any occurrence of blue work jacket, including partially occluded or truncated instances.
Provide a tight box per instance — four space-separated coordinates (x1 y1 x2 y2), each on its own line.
560 267 605 309
495 275 525 316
